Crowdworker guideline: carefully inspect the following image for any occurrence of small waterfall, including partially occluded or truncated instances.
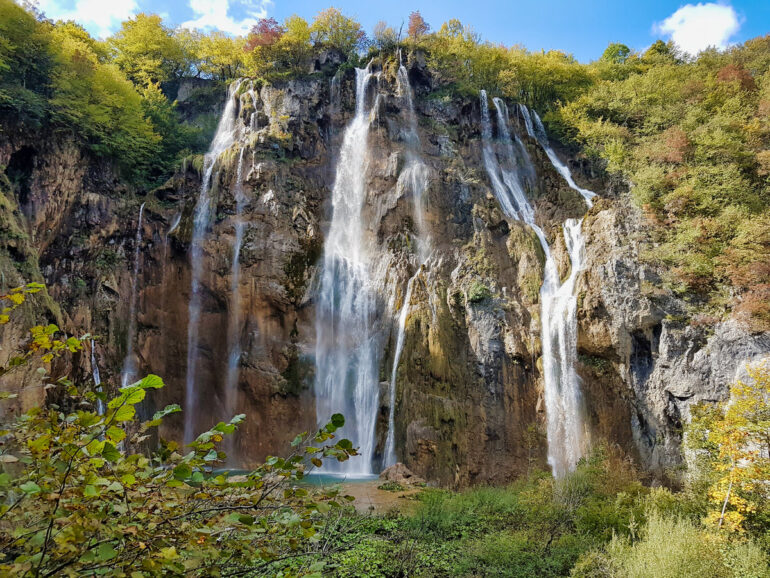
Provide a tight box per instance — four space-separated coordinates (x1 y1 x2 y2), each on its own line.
224 147 246 458
481 91 591 477
382 62 433 468
519 105 596 207
120 202 145 389
185 81 243 443
248 83 259 131
91 340 104 415
383 268 420 466
314 66 380 474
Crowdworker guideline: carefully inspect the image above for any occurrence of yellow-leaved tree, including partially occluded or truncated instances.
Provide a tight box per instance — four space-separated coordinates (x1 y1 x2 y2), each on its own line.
688 361 770 534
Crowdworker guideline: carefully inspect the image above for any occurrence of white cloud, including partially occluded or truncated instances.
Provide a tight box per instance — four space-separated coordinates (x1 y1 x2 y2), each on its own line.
36 0 138 38
181 0 272 36
654 2 741 56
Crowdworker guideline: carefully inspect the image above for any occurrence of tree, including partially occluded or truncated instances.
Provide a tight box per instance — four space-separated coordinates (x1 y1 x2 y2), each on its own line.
108 13 185 86
601 43 631 64
0 286 359 576
309 8 364 55
687 362 770 534
196 32 245 80
244 17 283 52
373 21 398 52
407 11 429 43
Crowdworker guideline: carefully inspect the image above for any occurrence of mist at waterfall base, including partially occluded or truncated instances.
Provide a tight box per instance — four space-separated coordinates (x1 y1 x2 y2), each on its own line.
480 91 593 478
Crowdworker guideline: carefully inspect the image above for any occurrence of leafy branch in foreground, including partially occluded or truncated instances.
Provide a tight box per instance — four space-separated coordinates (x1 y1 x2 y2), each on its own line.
0 288 360 577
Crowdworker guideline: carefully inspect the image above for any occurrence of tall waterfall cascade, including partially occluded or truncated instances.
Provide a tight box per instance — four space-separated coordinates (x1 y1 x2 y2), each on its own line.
120 202 145 389
480 91 594 477
314 66 382 475
184 80 245 442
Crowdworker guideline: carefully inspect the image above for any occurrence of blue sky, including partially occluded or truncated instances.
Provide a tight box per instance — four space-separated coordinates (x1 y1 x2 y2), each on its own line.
32 0 770 61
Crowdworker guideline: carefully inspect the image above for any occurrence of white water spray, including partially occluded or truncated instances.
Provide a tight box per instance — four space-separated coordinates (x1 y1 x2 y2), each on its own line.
120 202 145 389
519 105 596 207
481 92 591 477
314 66 380 474
185 81 243 442
224 147 246 453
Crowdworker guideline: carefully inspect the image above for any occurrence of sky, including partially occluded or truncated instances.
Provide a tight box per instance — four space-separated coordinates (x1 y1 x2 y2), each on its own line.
30 0 770 61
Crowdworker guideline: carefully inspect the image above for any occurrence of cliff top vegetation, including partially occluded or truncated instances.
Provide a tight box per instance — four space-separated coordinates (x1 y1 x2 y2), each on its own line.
1 0 769 323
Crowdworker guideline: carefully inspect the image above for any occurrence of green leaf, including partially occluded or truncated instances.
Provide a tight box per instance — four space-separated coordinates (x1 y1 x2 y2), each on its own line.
83 485 99 497
101 442 121 462
173 464 192 480
203 449 218 462
106 426 126 443
150 404 181 422
113 404 136 423
20 481 41 494
331 413 345 428
96 543 117 561
138 374 164 389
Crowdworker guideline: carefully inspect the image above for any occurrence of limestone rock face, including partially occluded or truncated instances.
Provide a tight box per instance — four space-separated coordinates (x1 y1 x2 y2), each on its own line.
0 59 767 486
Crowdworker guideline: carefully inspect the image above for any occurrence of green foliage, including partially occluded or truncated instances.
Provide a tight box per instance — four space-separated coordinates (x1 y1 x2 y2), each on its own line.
0 295 360 576
108 13 185 86
557 39 770 322
467 280 492 303
573 511 769 578
309 8 364 55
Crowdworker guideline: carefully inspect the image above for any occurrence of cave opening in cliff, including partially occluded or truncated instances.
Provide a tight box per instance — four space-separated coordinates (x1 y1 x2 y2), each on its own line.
5 146 36 206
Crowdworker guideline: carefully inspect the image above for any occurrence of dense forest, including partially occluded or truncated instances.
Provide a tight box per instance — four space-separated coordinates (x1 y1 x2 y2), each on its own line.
0 0 769 575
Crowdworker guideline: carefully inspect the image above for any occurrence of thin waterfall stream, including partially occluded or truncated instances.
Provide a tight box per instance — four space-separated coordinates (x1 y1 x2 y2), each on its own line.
383 62 432 467
225 147 246 457
184 81 243 442
120 201 145 388
481 91 592 477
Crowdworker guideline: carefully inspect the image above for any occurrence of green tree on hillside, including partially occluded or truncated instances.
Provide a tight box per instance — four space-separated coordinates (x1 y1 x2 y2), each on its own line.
108 13 185 86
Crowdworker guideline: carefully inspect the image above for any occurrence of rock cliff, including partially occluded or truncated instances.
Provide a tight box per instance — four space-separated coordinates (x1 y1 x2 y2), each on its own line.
1 56 767 487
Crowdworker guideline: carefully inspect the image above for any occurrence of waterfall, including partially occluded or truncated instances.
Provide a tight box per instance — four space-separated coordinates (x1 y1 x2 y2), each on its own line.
119 202 145 389
381 62 433 468
91 340 104 415
314 66 380 475
383 268 419 466
519 105 596 207
224 147 246 458
185 81 243 443
248 82 259 131
480 91 590 477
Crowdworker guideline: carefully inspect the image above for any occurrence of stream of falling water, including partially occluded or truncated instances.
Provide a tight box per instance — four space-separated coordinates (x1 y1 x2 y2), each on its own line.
91 339 104 415
481 91 591 477
184 81 242 442
119 202 145 388
314 66 380 475
382 63 433 467
224 148 246 457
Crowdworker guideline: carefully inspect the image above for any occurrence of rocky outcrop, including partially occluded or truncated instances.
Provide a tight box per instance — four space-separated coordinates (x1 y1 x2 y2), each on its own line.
577 194 770 475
